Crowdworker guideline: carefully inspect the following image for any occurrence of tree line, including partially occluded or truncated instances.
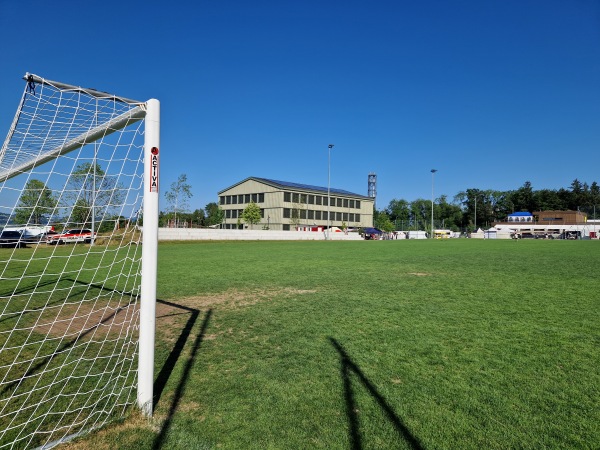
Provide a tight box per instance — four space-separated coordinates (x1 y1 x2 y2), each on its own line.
11 168 251 230
11 163 127 232
375 179 600 233
14 170 597 234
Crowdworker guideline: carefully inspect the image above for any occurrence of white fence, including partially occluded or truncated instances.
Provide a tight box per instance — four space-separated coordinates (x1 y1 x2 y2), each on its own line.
158 228 364 241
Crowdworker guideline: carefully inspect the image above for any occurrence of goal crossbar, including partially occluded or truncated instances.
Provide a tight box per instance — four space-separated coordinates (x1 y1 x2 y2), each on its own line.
22 73 145 105
0 105 147 183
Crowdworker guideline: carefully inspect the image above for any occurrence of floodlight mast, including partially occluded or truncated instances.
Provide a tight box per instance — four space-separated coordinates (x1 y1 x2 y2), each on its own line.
431 169 437 238
327 144 334 240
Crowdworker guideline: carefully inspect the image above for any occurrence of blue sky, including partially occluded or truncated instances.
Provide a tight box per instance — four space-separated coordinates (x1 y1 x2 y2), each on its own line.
1 0 599 212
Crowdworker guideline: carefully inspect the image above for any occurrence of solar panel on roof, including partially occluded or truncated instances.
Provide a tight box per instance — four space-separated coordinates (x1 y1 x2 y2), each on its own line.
255 177 366 197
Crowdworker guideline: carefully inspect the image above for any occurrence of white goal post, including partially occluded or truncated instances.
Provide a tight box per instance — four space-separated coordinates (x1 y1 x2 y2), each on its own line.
0 73 159 448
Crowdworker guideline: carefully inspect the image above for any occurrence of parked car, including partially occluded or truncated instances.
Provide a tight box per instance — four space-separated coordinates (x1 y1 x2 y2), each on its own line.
46 229 96 245
0 230 29 248
25 230 57 244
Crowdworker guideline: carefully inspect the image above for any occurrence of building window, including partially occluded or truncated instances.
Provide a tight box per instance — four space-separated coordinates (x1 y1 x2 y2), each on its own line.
283 224 290 231
284 192 291 202
308 210 314 220
283 208 291 218
252 193 258 202
343 199 349 208
219 196 225 205
300 210 307 219
316 196 322 205
315 210 321 220
349 200 355 208
292 193 300 203
355 214 360 222
343 213 348 221
336 212 342 221
259 193 265 203
238 195 244 203
356 200 361 209
225 210 231 218
232 195 237 204
337 198 342 207
349 213 354 222
232 210 238 219
308 195 314 204
260 209 265 218
244 194 250 203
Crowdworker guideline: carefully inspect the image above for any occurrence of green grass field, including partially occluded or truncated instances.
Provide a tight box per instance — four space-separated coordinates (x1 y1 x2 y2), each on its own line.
21 240 600 448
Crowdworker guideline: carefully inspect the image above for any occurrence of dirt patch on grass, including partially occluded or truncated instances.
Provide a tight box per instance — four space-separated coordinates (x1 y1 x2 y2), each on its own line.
33 300 139 339
176 287 317 310
34 287 316 340
408 272 430 276
155 287 317 342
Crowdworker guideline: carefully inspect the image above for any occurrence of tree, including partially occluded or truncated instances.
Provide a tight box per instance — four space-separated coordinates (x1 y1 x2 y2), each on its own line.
534 189 566 211
290 194 307 230
375 212 394 232
589 182 600 219
14 179 57 224
191 209 205 227
511 181 535 213
385 199 410 229
409 198 430 230
164 174 193 228
241 201 261 229
205 202 224 227
436 195 463 230
290 196 305 230
65 162 123 226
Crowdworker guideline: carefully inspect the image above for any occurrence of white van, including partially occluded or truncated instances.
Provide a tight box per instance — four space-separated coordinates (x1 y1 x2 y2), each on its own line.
2 225 54 237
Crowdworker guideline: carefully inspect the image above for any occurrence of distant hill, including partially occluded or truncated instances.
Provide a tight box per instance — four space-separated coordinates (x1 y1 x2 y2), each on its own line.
0 212 13 226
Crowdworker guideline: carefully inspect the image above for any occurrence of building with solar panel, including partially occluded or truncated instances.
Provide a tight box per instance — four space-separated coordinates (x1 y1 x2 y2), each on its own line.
218 177 374 231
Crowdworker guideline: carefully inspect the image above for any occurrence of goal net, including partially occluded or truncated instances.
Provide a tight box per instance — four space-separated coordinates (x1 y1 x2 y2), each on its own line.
0 74 159 449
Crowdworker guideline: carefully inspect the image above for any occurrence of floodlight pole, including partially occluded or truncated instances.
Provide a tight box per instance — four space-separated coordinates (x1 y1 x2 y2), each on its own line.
431 169 437 238
327 144 334 240
474 195 477 231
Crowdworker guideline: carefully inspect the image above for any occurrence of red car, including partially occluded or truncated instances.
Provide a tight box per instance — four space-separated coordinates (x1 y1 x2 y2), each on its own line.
46 229 96 245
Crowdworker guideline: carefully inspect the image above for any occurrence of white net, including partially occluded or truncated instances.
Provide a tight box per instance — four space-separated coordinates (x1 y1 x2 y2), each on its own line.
0 74 150 449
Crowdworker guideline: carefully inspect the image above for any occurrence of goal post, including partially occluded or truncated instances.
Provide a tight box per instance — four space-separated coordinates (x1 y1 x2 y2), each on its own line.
138 98 159 416
0 73 159 448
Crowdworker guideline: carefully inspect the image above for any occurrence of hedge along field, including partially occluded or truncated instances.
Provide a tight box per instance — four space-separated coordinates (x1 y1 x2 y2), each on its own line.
66 239 599 450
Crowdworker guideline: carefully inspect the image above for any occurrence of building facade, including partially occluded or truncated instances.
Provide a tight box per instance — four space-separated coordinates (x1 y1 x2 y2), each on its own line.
491 210 594 239
218 177 374 230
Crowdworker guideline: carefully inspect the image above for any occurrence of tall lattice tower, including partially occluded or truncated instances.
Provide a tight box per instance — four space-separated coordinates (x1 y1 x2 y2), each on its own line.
368 172 377 209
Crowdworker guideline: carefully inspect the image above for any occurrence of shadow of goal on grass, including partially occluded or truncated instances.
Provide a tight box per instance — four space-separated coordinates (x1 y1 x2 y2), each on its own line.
329 337 424 450
0 277 138 397
153 301 212 450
